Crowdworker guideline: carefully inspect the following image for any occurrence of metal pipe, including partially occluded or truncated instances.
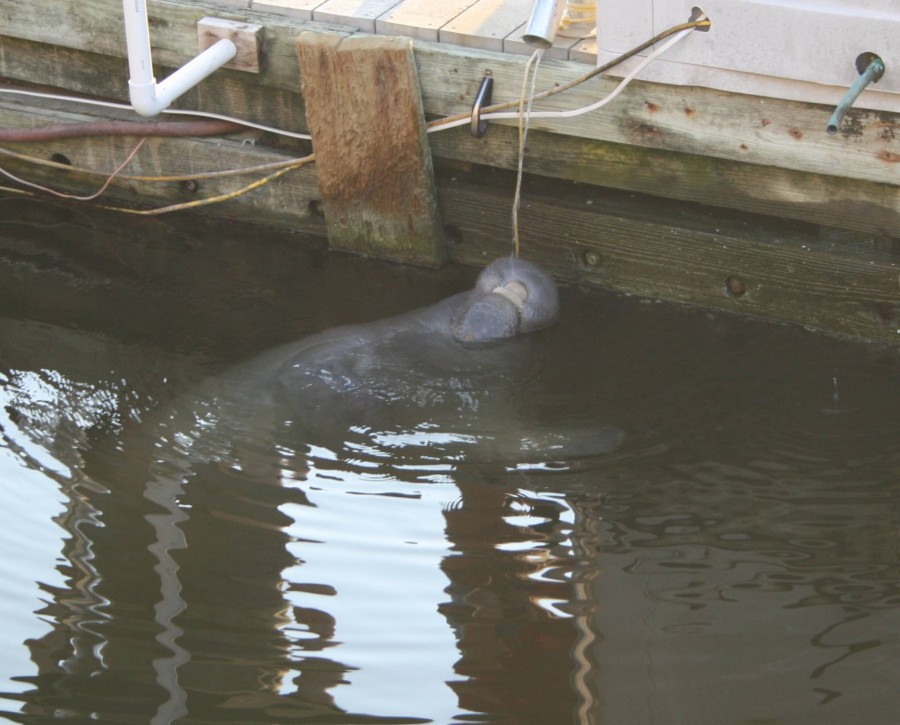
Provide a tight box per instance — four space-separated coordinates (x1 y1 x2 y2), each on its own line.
522 0 567 49
122 0 236 117
827 54 885 135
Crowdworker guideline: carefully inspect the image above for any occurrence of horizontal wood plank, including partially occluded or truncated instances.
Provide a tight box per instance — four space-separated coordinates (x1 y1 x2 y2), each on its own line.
0 3 895 231
1 96 898 342
412 42 900 187
428 124 900 236
437 176 900 343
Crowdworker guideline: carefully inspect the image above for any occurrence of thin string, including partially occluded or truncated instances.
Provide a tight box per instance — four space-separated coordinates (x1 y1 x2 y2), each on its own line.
512 48 544 257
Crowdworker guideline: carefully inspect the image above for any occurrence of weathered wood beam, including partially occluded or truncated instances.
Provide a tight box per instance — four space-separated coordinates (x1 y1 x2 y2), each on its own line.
413 42 900 187
428 124 900 238
0 0 896 186
1 31 895 238
1 98 898 343
436 175 900 344
296 31 445 265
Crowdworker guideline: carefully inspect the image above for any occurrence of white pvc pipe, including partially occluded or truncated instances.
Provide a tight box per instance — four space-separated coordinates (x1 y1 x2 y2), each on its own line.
122 0 236 117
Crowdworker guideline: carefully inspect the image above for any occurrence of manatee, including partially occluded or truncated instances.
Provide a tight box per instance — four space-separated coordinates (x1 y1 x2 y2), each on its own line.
145 257 623 475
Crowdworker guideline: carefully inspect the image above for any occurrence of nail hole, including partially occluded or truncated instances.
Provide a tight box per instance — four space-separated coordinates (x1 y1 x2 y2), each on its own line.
307 199 325 218
50 153 71 166
579 249 606 272
725 276 746 298
582 249 603 268
443 224 463 246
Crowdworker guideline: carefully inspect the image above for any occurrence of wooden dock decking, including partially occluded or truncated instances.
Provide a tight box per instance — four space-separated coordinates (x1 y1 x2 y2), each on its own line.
226 0 597 61
0 0 898 343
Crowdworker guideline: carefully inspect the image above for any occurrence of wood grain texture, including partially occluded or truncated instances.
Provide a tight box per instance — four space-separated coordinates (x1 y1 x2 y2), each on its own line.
1 98 898 343
296 31 446 264
428 123 900 236
436 176 900 343
411 42 900 187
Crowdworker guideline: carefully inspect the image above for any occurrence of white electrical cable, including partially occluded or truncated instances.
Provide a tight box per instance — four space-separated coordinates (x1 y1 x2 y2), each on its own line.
0 87 312 141
426 24 695 134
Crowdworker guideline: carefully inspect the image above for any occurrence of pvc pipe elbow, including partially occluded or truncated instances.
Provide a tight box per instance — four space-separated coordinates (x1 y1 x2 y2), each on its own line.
127 39 237 117
128 79 161 118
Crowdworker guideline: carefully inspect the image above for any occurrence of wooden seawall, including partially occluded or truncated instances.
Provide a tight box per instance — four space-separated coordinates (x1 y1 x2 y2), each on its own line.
0 0 898 342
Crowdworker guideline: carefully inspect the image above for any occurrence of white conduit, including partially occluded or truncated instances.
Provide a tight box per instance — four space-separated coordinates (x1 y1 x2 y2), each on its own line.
122 0 236 117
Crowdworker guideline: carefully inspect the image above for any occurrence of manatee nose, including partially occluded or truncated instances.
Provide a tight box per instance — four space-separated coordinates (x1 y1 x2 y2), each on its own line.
453 282 527 343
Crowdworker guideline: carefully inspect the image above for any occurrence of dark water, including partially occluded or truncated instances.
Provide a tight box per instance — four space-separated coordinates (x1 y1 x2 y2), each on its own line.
1 199 899 724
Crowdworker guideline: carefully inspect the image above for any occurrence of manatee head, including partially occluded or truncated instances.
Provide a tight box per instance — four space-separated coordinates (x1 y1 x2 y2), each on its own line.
452 257 559 344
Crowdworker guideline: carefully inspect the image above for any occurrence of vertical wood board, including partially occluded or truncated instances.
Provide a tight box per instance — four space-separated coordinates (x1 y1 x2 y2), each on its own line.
297 31 446 265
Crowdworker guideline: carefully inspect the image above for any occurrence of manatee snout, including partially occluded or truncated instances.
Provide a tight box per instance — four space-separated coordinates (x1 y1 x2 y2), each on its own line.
452 258 558 344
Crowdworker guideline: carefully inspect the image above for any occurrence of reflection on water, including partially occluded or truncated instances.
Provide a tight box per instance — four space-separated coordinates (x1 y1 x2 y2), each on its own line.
0 201 899 723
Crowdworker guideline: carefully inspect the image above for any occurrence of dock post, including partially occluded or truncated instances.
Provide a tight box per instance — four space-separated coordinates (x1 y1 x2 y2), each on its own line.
296 32 446 266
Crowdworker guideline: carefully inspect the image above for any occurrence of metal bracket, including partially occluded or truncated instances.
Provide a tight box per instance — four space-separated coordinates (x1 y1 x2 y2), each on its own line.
826 53 885 135
470 71 494 138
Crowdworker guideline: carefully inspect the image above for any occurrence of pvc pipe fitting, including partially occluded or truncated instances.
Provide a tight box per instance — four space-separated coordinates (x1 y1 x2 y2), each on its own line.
522 0 568 49
122 0 236 117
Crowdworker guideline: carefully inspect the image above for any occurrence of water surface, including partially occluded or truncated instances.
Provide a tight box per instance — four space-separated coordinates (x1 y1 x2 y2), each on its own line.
1 200 899 724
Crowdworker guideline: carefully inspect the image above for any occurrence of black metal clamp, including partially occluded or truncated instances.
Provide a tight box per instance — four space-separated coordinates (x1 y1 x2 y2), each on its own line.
470 71 494 138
